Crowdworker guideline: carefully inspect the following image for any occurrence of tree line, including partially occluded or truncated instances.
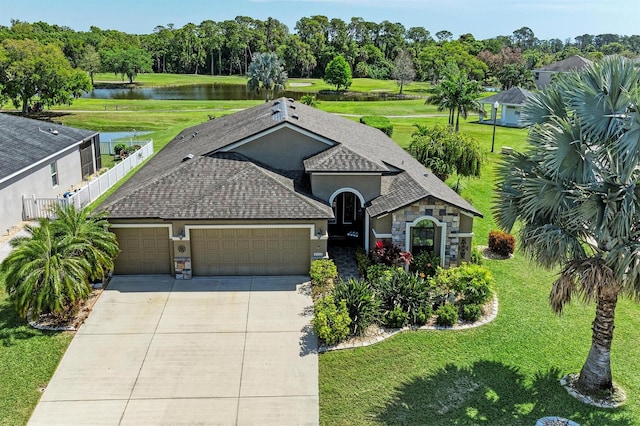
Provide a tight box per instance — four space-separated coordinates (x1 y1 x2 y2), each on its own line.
1 17 639 86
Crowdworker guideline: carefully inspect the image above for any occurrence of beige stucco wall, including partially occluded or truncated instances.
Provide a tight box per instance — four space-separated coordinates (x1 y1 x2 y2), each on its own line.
1 147 82 233
390 198 475 268
310 174 381 203
234 126 330 170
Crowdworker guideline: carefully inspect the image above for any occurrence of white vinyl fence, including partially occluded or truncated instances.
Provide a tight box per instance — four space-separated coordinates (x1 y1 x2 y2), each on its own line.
23 141 154 220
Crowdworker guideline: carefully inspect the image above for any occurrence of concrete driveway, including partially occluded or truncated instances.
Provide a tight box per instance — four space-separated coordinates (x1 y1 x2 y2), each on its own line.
29 275 318 425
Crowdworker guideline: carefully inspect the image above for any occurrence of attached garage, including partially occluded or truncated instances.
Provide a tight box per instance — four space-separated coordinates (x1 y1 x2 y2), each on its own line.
190 227 310 276
113 227 171 274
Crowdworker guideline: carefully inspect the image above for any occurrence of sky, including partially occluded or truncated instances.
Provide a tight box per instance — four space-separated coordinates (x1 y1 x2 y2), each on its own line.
2 0 638 41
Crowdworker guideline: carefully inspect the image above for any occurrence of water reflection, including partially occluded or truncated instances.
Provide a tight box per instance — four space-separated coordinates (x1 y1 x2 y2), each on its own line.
84 83 414 102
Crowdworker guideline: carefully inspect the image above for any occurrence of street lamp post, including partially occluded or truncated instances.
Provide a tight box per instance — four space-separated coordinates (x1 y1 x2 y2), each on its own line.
491 101 499 153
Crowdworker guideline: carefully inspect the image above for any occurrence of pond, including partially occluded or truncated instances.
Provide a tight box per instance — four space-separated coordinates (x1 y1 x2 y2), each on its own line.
100 131 152 141
83 83 415 102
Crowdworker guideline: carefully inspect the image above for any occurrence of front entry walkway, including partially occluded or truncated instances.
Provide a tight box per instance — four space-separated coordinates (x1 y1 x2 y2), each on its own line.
29 275 318 425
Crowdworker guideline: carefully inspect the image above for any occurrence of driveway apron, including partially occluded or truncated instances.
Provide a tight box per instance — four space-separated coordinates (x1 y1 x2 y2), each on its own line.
28 275 318 425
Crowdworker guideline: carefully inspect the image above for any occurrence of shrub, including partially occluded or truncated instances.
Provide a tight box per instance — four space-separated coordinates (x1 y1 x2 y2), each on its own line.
310 259 338 299
311 295 351 346
355 247 372 277
430 263 494 307
310 259 337 285
300 94 317 106
333 278 380 336
114 143 126 155
373 268 432 326
435 303 458 326
488 230 515 257
371 240 402 266
359 115 393 137
365 263 393 285
461 304 483 322
455 264 494 306
470 246 484 265
428 268 457 307
411 251 440 277
383 306 409 328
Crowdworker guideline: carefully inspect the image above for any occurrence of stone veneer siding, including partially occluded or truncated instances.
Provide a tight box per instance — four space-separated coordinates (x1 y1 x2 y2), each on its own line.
391 200 463 268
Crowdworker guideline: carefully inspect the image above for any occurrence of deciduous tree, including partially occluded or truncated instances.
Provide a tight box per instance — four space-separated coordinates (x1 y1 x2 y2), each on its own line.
392 50 416 94
323 55 352 91
409 123 483 184
0 39 91 113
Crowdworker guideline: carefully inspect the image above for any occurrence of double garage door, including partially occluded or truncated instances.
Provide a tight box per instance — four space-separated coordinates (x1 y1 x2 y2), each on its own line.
113 226 310 276
191 228 310 275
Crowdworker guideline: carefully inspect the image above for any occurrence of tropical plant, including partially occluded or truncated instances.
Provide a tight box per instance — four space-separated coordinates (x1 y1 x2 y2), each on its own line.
425 62 483 132
1 219 92 318
246 51 288 102
494 56 640 397
333 278 380 336
372 268 433 325
51 204 119 282
411 250 440 277
0 205 119 319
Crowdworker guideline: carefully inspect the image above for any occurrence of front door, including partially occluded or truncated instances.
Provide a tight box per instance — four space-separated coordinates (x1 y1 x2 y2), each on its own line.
328 192 364 245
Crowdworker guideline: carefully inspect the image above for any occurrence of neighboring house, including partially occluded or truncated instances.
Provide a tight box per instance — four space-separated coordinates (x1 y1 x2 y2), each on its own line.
99 98 482 277
534 55 593 89
0 113 101 234
478 87 534 128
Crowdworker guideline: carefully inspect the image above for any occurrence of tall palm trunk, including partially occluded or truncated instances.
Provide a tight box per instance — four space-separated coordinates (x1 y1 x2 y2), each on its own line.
577 287 618 393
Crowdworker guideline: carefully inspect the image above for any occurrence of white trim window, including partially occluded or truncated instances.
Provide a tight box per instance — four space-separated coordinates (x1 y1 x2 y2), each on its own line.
50 161 59 186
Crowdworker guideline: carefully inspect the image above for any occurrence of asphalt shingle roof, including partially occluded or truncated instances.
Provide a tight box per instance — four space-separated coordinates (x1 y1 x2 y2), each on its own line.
0 113 97 183
101 98 482 219
303 144 388 173
479 87 534 106
101 153 333 220
537 55 593 72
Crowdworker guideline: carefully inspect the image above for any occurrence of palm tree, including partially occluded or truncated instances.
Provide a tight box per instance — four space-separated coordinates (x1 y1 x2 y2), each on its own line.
1 219 92 318
425 63 482 132
494 57 640 397
51 204 119 282
246 52 288 102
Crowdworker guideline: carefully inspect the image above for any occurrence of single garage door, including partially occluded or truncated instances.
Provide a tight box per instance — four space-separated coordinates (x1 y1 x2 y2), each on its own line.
113 227 171 274
191 228 310 275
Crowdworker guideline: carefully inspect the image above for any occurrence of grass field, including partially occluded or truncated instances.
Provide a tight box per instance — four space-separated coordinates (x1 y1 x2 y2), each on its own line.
2 76 639 424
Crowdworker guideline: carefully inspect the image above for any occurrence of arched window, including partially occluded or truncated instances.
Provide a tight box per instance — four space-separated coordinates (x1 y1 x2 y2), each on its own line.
411 219 435 255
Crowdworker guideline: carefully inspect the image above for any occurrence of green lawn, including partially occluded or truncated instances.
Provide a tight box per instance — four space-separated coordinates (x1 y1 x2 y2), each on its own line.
318 118 640 425
0 287 73 426
2 90 639 424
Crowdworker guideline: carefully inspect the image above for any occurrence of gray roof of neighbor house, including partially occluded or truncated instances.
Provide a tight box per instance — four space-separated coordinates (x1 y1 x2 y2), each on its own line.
0 113 97 183
537 55 593 72
100 98 482 219
479 87 534 106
